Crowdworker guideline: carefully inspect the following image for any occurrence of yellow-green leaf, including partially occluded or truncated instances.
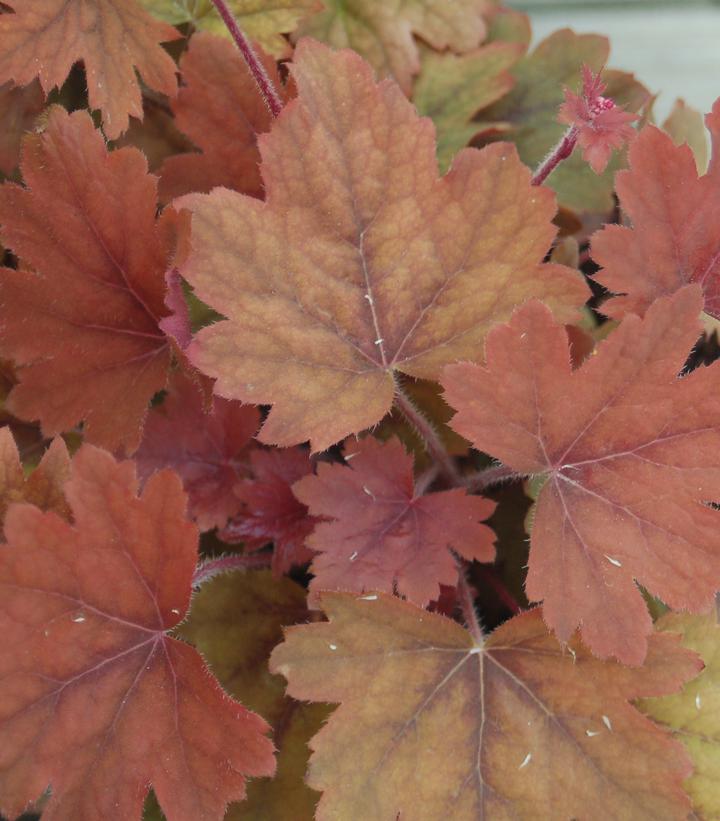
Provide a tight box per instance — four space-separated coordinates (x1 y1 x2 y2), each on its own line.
295 0 488 93
638 612 720 820
140 0 319 56
414 41 520 171
178 571 328 819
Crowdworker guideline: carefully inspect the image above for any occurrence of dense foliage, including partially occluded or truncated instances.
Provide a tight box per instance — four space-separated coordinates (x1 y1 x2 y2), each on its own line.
0 1 718 819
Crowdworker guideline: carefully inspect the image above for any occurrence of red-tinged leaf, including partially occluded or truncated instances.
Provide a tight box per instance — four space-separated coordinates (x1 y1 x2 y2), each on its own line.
558 65 637 174
0 80 44 176
269 593 700 820
136 371 260 531
0 0 179 140
0 108 177 453
295 0 488 94
0 427 70 532
443 286 720 665
159 33 289 202
293 437 495 606
592 100 720 320
220 447 317 576
178 40 589 451
0 445 275 821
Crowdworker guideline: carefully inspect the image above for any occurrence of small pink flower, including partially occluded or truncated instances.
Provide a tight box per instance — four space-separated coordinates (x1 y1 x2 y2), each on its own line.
558 65 637 174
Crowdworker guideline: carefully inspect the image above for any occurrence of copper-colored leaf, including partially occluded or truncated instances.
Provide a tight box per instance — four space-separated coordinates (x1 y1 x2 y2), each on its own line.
0 80 44 176
592 101 720 320
159 33 287 202
270 592 700 820
0 0 179 140
178 40 588 451
221 447 317 575
0 445 275 820
293 437 495 605
443 286 720 664
0 427 69 532
135 371 260 531
295 0 488 93
0 108 177 453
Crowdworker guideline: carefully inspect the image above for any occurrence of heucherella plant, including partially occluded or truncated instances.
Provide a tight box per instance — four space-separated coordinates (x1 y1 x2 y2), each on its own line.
0 0 718 819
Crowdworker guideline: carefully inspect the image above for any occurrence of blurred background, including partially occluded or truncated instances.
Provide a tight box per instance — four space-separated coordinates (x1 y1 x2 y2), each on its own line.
513 0 720 121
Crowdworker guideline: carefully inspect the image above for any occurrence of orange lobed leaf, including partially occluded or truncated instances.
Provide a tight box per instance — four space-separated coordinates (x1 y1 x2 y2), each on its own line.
270 592 700 820
178 40 589 451
0 108 179 454
0 0 179 140
0 427 70 533
220 446 317 576
0 80 45 176
135 371 260 531
159 32 290 203
592 100 720 319
443 286 720 665
293 437 495 606
0 445 275 821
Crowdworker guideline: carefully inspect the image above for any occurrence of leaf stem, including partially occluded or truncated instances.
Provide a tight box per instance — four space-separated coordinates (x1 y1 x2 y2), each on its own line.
531 125 579 187
456 563 484 643
192 552 272 587
475 566 522 615
464 463 520 493
394 384 462 486
209 0 284 118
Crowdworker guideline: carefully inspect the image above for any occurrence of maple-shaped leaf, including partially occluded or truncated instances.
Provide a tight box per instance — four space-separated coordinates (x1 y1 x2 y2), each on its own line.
270 593 700 820
0 108 178 453
293 437 495 605
178 40 588 451
159 33 289 202
0 80 45 176
295 0 488 94
475 29 649 213
0 427 69 533
414 41 520 171
592 100 720 320
135 370 259 531
0 0 179 140
220 447 317 575
178 571 328 820
638 612 720 819
0 445 275 821
141 0 319 57
558 65 637 174
443 285 720 664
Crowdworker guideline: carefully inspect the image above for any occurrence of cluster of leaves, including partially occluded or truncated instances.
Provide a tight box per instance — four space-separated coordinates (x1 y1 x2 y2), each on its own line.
1 0 719 819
